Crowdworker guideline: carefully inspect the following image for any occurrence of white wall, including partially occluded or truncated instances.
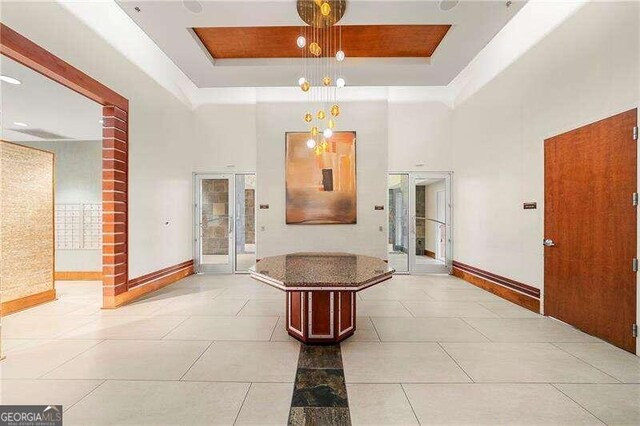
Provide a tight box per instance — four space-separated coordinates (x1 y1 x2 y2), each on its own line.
451 1 639 292
2 1 198 278
388 101 453 172
256 101 389 258
20 140 102 271
193 104 257 173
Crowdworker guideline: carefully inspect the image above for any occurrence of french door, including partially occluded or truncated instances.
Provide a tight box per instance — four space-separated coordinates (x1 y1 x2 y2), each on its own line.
388 172 452 274
194 173 256 273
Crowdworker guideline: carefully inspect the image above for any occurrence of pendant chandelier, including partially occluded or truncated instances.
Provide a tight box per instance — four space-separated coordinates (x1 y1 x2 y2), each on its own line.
296 0 347 155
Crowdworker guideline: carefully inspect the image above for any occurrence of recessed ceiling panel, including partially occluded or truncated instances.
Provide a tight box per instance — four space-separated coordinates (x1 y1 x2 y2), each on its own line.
194 25 451 59
116 0 528 87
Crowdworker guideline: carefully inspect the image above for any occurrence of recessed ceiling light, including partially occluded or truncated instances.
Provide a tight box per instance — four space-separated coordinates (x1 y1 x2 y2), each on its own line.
439 0 460 11
13 121 28 127
0 75 21 85
182 0 203 14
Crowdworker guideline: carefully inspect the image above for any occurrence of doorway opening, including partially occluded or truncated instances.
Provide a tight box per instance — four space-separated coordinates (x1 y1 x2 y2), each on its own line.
194 172 257 274
1 23 129 311
387 172 452 274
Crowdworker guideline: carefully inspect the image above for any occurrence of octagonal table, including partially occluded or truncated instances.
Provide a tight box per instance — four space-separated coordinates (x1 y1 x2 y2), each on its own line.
250 252 394 344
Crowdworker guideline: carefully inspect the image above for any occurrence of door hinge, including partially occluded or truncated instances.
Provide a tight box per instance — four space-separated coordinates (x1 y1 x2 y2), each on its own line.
633 323 638 338
633 258 639 272
633 193 639 206
633 126 638 141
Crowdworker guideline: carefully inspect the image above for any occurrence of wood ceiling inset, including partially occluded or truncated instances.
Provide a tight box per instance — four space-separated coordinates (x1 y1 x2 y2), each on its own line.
193 25 451 59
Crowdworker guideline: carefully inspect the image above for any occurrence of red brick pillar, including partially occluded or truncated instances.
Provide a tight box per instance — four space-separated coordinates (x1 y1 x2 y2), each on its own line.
102 105 129 308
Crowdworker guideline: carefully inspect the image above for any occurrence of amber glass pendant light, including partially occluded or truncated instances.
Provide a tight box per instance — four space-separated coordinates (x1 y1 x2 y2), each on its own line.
296 0 347 153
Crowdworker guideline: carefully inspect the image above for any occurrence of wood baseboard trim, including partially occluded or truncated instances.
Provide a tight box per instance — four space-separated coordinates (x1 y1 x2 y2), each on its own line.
1 289 57 316
55 271 103 281
452 262 540 313
425 250 436 259
103 260 194 309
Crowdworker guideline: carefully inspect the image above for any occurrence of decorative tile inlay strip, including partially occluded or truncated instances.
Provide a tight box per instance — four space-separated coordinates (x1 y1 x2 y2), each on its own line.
288 344 351 425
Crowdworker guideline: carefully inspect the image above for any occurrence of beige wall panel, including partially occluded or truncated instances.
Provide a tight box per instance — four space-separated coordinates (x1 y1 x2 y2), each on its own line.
1 141 54 301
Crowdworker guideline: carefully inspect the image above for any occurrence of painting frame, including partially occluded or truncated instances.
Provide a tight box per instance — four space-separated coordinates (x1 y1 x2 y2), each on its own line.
285 131 357 225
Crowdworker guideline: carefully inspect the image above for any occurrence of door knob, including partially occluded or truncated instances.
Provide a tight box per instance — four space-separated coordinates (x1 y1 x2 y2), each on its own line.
543 239 556 247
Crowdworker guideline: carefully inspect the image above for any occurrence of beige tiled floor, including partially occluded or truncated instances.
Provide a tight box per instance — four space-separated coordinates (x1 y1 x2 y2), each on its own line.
1 274 638 425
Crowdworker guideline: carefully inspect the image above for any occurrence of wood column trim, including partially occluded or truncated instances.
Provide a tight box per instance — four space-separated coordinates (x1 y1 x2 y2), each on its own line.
452 261 540 313
0 24 128 110
103 260 195 309
55 271 103 281
0 23 131 309
1 289 57 316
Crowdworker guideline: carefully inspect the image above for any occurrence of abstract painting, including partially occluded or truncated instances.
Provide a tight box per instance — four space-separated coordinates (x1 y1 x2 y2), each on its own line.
285 131 357 224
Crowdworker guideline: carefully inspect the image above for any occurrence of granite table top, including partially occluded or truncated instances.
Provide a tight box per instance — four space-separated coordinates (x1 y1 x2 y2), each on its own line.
249 252 394 291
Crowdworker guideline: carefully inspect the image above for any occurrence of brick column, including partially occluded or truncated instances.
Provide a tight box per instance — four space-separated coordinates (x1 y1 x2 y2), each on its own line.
102 105 129 307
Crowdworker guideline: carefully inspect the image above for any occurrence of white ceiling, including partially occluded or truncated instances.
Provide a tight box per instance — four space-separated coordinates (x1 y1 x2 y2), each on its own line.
0 55 102 143
116 0 527 88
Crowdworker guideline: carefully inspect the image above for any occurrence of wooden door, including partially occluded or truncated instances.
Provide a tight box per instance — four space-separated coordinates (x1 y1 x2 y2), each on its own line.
545 109 637 353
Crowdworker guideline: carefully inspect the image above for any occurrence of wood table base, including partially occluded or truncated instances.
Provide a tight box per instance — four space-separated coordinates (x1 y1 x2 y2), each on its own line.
286 290 356 344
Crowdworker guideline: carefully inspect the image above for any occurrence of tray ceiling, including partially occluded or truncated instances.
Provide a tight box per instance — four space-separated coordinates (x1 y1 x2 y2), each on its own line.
116 0 527 87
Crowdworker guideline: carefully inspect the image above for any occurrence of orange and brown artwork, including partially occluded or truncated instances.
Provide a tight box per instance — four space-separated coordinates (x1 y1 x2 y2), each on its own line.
285 131 357 224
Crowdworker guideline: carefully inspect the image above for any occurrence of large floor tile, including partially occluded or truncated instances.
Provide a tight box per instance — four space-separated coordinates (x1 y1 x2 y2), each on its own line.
0 379 103 409
463 318 599 343
1 339 32 352
442 343 618 383
347 383 418 425
372 317 489 342
0 339 102 379
479 300 541 318
182 341 299 382
235 383 294 425
157 298 248 317
44 340 209 380
238 299 286 316
64 380 249 425
403 383 601 425
90 297 172 316
350 316 380 342
60 316 187 340
10 300 89 317
2 315 97 339
554 342 640 383
217 285 282 300
163 316 277 341
357 300 412 317
424 288 501 302
342 342 470 383
403 301 499 318
359 285 433 301
270 317 299 342
555 384 640 425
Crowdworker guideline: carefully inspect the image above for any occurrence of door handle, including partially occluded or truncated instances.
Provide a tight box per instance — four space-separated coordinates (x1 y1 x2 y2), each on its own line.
543 239 556 247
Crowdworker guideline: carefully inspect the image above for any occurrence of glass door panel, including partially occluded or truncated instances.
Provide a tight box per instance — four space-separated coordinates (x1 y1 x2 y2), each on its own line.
410 173 452 274
195 174 234 273
387 174 410 272
234 174 256 272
